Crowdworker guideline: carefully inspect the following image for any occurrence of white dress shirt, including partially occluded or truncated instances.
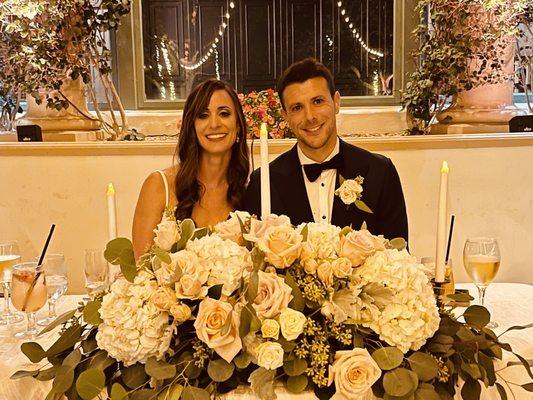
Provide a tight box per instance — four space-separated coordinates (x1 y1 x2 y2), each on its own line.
297 138 340 223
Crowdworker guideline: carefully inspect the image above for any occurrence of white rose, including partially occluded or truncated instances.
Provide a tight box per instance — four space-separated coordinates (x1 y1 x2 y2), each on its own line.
335 179 363 205
256 341 284 370
337 230 385 267
150 287 177 311
279 308 306 341
317 261 334 287
261 319 280 340
252 270 293 320
153 219 180 251
332 257 353 278
154 250 203 286
214 211 250 244
169 303 191 323
243 214 291 243
328 348 381 400
258 225 302 268
175 274 208 300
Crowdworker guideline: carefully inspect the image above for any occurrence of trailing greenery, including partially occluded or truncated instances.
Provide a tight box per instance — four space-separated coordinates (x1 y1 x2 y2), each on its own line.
401 0 530 134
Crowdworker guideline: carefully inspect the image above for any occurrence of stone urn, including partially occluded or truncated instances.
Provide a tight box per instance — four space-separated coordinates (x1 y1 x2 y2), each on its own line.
16 78 103 141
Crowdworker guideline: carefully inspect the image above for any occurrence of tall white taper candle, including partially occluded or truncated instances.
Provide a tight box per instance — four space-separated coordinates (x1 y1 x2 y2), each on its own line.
260 123 271 218
106 183 117 240
435 161 449 282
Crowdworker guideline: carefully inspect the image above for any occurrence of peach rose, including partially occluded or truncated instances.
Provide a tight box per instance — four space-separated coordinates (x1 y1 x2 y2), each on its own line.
252 271 293 320
337 230 385 267
258 225 302 268
175 274 207 300
261 319 280 340
317 261 334 287
194 298 242 363
150 287 177 311
170 303 191 323
243 214 291 243
302 258 318 275
332 257 353 279
328 348 381 400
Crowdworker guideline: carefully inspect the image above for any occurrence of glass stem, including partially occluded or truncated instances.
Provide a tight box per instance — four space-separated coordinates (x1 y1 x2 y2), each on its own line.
2 282 12 315
49 300 57 319
477 286 487 308
27 312 36 334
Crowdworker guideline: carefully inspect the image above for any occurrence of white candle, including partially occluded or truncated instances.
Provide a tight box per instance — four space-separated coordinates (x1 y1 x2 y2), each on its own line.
435 161 449 282
106 183 117 241
260 123 271 218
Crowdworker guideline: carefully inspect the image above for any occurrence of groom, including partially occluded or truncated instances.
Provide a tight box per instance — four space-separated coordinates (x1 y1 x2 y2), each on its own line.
244 58 408 242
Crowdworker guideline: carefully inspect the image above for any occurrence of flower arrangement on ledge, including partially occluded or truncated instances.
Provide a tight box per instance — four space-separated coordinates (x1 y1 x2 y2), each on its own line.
12 213 533 400
239 89 294 139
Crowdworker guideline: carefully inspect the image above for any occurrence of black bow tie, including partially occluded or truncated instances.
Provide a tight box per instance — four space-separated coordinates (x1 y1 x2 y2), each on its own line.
302 153 343 182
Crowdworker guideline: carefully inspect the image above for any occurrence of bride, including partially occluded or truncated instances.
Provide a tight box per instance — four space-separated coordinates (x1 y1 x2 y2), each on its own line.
132 79 250 259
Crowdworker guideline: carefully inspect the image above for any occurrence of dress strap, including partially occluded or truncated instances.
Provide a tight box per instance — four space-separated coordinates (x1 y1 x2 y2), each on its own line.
156 170 170 208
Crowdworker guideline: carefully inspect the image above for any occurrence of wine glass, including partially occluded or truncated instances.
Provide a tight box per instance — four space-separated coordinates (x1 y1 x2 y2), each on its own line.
463 237 500 328
84 249 108 298
11 262 47 339
0 240 25 325
36 254 68 326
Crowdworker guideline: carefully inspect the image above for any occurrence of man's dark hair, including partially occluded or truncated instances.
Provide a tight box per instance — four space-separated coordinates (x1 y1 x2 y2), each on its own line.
276 58 336 110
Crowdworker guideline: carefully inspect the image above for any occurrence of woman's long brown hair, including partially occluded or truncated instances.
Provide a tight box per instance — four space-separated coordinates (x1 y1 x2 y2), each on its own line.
174 79 249 221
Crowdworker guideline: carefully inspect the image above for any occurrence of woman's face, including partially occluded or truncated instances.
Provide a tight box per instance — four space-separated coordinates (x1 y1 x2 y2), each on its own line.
194 89 239 155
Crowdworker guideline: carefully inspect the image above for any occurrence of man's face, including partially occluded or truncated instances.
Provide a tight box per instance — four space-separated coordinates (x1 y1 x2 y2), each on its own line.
282 77 340 161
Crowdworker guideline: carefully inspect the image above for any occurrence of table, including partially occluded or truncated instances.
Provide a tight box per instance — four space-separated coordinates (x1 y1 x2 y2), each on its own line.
0 283 531 400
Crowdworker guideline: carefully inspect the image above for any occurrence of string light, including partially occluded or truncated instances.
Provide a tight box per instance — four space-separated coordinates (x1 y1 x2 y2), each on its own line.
178 2 235 71
215 47 220 80
336 2 383 58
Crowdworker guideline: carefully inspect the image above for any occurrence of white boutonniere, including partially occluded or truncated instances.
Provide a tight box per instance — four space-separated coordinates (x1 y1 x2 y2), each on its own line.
335 175 373 214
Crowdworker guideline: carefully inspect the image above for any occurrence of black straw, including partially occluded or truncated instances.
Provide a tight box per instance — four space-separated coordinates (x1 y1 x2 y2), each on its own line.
445 215 455 264
22 224 55 311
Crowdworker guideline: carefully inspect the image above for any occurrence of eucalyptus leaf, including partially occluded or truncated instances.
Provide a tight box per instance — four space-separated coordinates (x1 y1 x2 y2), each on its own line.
131 389 157 400
355 200 373 214
10 369 39 380
233 352 252 369
192 227 209 240
300 224 309 242
35 366 57 381
478 352 496 386
414 386 440 400
153 247 171 265
83 300 103 326
145 357 176 380
239 303 253 338
407 352 438 381
207 284 224 300
283 358 308 376
88 350 115 371
105 238 133 264
461 363 482 380
340 226 351 236
521 383 533 392
372 347 403 371
287 375 308 393
38 309 77 336
46 325 82 357
111 383 128 400
120 248 137 282
52 365 75 394
285 272 305 312
181 386 210 400
122 364 148 389
207 358 235 382
383 368 417 397
495 382 508 400
389 237 407 250
463 305 490 329
248 367 276 400
461 379 481 400
21 342 46 363
76 369 105 400
247 270 259 303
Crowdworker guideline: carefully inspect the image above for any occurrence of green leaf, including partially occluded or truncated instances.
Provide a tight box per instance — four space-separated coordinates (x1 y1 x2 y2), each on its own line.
461 363 482 380
38 309 77 336
145 357 176 380
207 284 224 300
10 369 39 380
495 383 508 400
21 342 46 363
478 352 496 386
300 224 309 242
521 383 533 392
207 358 235 382
461 380 481 400
111 383 128 400
52 365 75 394
181 386 210 400
83 300 103 326
105 238 133 264
446 292 474 302
192 227 209 240
122 364 148 389
239 303 253 338
248 368 276 400
88 350 116 371
285 272 305 312
383 368 417 397
175 219 195 250
130 389 157 400
120 248 137 282
157 384 183 400
283 358 307 376
287 375 308 393
234 352 252 369
46 325 82 357
35 366 56 381
82 339 98 354
153 247 171 265
389 237 407 251
340 227 351 236
498 322 533 337
372 347 404 371
354 200 373 214
278 336 297 352
414 386 440 400
463 305 490 329
246 270 259 303
511 351 533 379
75 369 105 400
407 352 439 381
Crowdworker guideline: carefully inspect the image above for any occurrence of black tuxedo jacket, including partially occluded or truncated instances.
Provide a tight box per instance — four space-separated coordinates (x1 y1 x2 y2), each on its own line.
244 139 409 242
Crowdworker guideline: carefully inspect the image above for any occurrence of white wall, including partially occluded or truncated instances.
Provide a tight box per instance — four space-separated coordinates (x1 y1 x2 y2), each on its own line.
1 134 532 293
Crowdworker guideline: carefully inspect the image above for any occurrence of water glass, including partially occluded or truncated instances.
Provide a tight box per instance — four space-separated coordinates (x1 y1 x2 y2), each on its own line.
36 254 68 326
0 240 24 325
11 262 47 338
84 249 108 297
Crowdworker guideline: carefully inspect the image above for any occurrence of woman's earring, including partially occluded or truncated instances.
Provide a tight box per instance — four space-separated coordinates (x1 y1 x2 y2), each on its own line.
236 136 240 143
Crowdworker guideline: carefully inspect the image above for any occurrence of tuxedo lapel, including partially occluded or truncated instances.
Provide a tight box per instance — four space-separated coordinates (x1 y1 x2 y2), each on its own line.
278 145 314 225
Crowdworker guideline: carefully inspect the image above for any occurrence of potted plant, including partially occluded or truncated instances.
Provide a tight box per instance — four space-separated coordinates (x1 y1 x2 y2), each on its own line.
402 0 530 134
0 0 131 140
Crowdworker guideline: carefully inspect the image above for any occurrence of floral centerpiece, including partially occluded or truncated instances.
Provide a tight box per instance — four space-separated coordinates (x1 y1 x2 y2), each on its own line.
13 213 532 400
239 89 294 139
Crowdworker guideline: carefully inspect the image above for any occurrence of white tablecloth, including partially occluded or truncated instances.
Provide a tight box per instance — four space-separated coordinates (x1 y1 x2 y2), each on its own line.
0 283 531 400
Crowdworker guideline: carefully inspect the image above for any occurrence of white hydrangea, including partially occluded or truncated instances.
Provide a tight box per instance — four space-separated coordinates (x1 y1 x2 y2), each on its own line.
186 234 252 296
352 249 440 353
96 272 174 366
297 222 341 261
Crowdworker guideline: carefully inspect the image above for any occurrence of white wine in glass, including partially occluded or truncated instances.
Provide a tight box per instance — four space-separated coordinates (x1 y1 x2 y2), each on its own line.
0 240 25 325
463 237 500 328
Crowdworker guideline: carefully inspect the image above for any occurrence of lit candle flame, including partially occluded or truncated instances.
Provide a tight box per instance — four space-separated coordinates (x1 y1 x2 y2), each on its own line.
441 161 449 174
107 183 115 196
